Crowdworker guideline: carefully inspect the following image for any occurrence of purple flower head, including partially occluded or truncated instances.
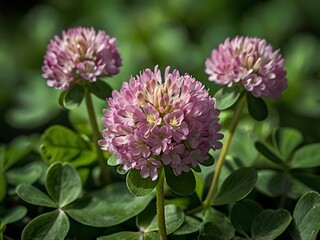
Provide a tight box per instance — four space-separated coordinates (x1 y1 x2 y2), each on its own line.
42 27 122 90
99 66 223 180
205 36 287 98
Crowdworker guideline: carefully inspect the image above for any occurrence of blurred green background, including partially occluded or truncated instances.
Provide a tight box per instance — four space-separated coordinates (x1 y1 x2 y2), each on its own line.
1 0 320 144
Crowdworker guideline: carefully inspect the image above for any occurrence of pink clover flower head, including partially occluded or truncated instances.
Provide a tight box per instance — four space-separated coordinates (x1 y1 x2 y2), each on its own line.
42 27 122 90
99 66 223 181
205 36 287 98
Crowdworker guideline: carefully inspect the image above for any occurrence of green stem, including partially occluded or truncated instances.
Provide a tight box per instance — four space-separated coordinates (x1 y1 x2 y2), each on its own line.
202 94 246 209
84 86 111 185
156 171 167 240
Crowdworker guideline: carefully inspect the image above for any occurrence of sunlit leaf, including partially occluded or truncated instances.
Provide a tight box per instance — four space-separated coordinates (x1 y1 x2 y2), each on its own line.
40 125 96 167
214 86 242 110
107 155 118 166
66 182 154 227
45 162 82 207
22 210 69 240
194 171 204 200
251 209 292 240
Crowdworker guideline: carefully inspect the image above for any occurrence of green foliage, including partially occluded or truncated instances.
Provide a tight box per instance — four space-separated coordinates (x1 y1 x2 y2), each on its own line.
61 85 84 110
0 206 27 240
88 79 113 100
126 169 160 196
246 93 268 121
251 209 292 239
199 208 235 240
213 167 258 205
2 1 320 239
214 86 242 110
289 191 320 240
230 199 263 236
66 182 154 227
40 125 96 167
164 166 196 196
22 210 70 240
45 162 82 207
16 184 56 208
255 127 320 199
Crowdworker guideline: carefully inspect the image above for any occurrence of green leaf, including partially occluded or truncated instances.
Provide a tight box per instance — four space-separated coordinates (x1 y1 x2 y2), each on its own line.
199 207 235 240
255 141 284 166
246 93 268 121
58 91 66 108
117 165 128 175
143 232 161 240
107 155 118 166
22 210 70 240
97 232 141 240
16 184 56 208
213 167 257 205
1 137 32 171
214 86 242 110
0 172 6 202
273 127 303 159
66 182 154 227
292 172 320 192
6 161 43 185
290 143 320 169
230 199 263 236
256 170 310 199
200 153 215 166
174 216 202 235
63 84 84 110
289 191 320 240
164 167 196 196
45 162 82 207
145 204 184 234
89 79 113 100
251 209 292 240
126 169 159 196
40 125 96 167
194 171 204 200
3 206 27 224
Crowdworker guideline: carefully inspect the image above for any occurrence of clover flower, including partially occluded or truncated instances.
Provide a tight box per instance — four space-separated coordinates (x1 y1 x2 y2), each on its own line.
42 27 122 90
205 36 287 98
99 66 223 180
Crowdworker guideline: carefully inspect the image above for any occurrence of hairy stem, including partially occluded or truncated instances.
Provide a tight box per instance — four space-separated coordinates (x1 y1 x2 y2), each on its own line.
156 172 167 240
84 86 111 185
202 95 246 209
